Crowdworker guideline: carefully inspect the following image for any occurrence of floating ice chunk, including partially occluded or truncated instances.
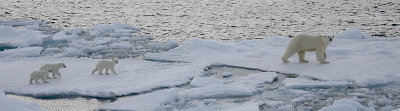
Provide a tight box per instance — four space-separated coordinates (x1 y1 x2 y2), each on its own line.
290 94 316 103
222 72 233 78
335 27 371 39
393 108 400 111
179 84 252 100
0 91 45 111
0 47 43 58
54 48 87 57
109 42 133 49
0 26 44 47
224 101 260 111
82 45 108 53
101 88 179 111
69 42 85 49
229 72 277 92
91 37 116 45
283 78 352 89
319 98 367 111
130 36 154 42
148 39 179 51
64 28 84 35
52 31 79 41
190 76 223 88
203 99 217 105
89 23 140 37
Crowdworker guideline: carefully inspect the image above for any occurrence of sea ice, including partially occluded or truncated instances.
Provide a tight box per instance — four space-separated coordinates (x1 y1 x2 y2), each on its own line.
0 25 44 47
0 91 45 111
0 47 43 58
101 88 179 111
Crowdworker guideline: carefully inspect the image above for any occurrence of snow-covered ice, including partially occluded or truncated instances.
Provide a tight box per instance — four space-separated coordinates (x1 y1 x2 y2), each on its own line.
0 20 399 110
101 88 179 111
0 25 44 47
0 91 45 111
319 98 367 111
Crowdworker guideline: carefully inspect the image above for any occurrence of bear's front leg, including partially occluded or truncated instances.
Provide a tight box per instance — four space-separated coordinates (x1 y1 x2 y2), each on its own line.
29 78 34 84
111 67 117 74
316 49 329 64
105 68 110 75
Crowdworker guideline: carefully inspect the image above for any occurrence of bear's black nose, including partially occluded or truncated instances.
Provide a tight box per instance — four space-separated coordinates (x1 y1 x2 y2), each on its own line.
329 38 332 41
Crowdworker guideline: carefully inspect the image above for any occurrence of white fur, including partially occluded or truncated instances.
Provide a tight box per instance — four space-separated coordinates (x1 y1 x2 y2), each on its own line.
40 63 66 78
282 34 334 64
29 69 51 84
92 59 118 75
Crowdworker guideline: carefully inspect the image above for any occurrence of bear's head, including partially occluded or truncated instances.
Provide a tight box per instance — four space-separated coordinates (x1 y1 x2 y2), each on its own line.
59 63 66 68
322 35 334 45
112 58 119 64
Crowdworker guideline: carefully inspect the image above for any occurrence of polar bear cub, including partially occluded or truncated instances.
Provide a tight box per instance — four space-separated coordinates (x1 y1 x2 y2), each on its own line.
282 34 334 64
92 58 118 75
29 68 51 84
40 63 66 78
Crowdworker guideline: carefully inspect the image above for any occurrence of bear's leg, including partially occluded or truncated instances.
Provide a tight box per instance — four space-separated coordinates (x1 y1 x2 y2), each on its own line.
111 67 117 74
55 70 61 78
324 51 327 60
46 73 51 79
282 49 297 63
29 78 34 84
92 68 98 75
34 79 39 84
99 68 104 75
316 49 329 64
105 68 109 75
51 71 57 78
41 78 48 83
297 51 308 62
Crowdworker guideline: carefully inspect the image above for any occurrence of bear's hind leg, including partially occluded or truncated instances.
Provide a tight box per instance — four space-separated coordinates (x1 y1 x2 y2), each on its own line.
92 68 98 75
282 49 297 63
297 51 308 63
105 68 109 75
99 68 104 75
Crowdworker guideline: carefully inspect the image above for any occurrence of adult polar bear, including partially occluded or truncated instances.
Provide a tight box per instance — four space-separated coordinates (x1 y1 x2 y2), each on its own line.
282 34 334 64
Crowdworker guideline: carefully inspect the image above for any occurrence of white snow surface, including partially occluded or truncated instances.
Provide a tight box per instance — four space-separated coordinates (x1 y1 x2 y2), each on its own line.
0 58 203 98
0 91 45 111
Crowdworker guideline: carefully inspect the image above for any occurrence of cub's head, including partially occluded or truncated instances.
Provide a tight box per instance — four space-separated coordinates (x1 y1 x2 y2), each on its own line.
112 58 119 64
59 63 66 68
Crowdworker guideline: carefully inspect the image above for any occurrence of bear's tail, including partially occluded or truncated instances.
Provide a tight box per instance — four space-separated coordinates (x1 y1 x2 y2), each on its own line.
92 68 98 74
